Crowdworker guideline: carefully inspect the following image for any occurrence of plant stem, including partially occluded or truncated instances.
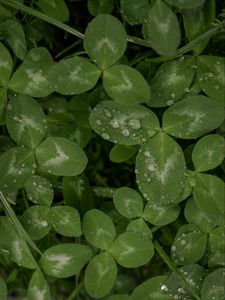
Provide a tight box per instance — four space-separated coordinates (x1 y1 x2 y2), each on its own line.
154 240 201 300
92 186 116 198
67 281 84 300
55 39 82 59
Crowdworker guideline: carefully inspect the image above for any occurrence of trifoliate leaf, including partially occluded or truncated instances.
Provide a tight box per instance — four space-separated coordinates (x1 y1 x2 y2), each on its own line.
201 268 225 300
40 244 92 278
192 134 225 172
0 147 35 193
0 42 13 87
0 19 27 60
120 0 150 25
84 14 127 69
143 202 180 226
6 94 47 149
89 100 160 145
24 175 53 206
109 232 154 268
103 65 150 105
147 56 195 107
84 252 117 298
21 206 51 240
171 224 207 265
35 137 87 176
142 0 181 55
27 271 51 300
82 209 116 250
37 0 69 22
47 56 101 95
50 206 82 237
197 56 225 105
136 132 186 204
113 187 143 219
162 95 224 139
9 47 54 97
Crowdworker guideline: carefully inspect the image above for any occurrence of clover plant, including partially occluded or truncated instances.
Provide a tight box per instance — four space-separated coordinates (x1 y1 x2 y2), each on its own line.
0 0 224 299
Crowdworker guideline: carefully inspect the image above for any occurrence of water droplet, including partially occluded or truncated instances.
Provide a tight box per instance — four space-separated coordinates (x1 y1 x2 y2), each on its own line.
167 100 174 106
148 164 156 171
181 239 186 245
7 103 12 110
178 288 184 294
143 193 148 198
171 93 176 98
144 151 151 157
96 119 102 125
128 119 141 130
102 133 110 140
122 128 130 137
171 245 176 251
110 119 120 128
161 284 168 292
104 109 111 118
184 87 190 93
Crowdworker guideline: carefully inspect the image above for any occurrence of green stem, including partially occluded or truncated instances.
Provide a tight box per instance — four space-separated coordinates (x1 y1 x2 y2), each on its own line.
154 240 201 300
55 39 82 59
67 280 84 300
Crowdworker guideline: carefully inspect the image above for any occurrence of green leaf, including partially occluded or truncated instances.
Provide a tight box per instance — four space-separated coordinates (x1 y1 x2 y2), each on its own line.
166 264 206 299
0 147 35 193
162 95 224 139
107 295 129 300
27 271 51 300
89 100 160 145
24 175 54 206
9 47 54 97
109 144 139 163
68 94 91 129
0 88 7 124
201 268 225 300
171 224 207 265
62 174 94 214
0 19 27 60
40 243 92 278
47 56 101 95
0 277 7 300
88 0 114 17
0 42 13 87
126 219 152 240
148 56 196 107
120 0 150 25
143 202 180 226
82 209 116 250
84 252 117 298
103 65 150 105
50 206 82 237
37 0 69 22
109 232 154 268
136 132 186 204
10 238 36 269
0 3 12 22
6 94 47 148
35 137 88 176
165 0 206 14
84 14 127 69
209 227 225 253
183 0 215 54
184 197 218 233
113 187 143 219
193 173 225 219
131 276 171 300
197 56 225 105
142 0 181 55
21 205 51 240
192 134 225 172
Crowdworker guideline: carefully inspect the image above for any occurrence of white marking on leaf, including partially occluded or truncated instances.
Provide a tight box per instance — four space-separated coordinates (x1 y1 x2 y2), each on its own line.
95 37 116 53
45 253 72 275
112 70 133 93
12 114 43 139
30 286 46 300
12 240 23 261
43 143 69 167
0 60 10 69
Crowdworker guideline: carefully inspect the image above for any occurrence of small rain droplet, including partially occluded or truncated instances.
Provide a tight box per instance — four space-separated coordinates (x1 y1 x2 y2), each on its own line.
128 119 141 130
110 119 120 128
96 119 102 125
102 133 110 140
122 128 130 137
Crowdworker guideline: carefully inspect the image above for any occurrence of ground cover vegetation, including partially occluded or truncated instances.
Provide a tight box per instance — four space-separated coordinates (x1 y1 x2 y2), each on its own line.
0 0 224 299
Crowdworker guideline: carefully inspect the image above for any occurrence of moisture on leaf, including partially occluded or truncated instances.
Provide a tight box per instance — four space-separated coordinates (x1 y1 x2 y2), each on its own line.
9 47 55 97
136 132 186 204
147 56 196 107
103 64 150 105
82 209 116 250
142 0 181 55
109 231 154 268
40 243 92 278
89 100 160 145
162 95 224 139
84 14 127 69
192 134 225 172
35 137 88 176
201 268 225 300
84 252 117 298
47 56 101 95
6 94 47 149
